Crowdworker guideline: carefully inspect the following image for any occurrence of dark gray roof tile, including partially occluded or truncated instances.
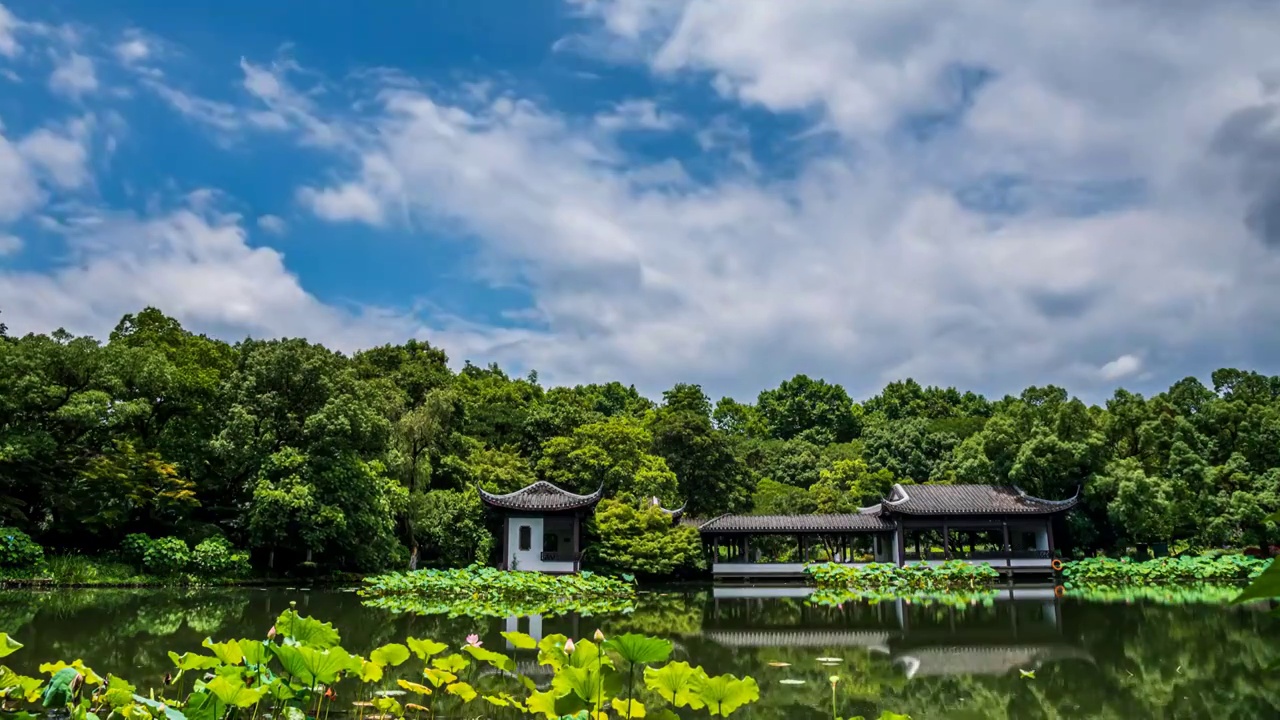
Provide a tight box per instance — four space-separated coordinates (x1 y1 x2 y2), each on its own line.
699 513 894 533
477 481 603 512
882 484 1078 516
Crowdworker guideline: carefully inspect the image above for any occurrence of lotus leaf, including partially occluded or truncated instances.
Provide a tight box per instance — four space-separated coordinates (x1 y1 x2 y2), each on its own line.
501 630 538 650
0 667 44 703
406 637 447 659
274 610 340 649
604 634 671 666
131 693 189 720
696 674 758 716
445 681 477 702
611 697 647 718
370 643 410 667
270 644 352 686
371 696 402 717
552 665 621 707
431 654 469 673
463 644 515 673
421 667 457 688
167 652 220 672
537 634 571 670
204 675 267 708
0 633 22 659
358 658 384 683
201 638 243 666
39 660 102 686
237 640 270 668
102 676 137 708
643 662 706 709
396 679 432 696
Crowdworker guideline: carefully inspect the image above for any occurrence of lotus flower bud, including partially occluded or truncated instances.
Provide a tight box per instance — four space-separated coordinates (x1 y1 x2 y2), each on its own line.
593 629 605 642
564 638 576 654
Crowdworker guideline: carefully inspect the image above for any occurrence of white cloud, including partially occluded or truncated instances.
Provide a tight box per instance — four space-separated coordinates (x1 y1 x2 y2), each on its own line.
0 129 44 222
49 52 98 99
0 3 18 57
257 214 287 235
595 99 680 131
114 38 148 65
1099 354 1143 381
0 233 21 255
18 118 92 189
297 182 385 225
0 205 426 350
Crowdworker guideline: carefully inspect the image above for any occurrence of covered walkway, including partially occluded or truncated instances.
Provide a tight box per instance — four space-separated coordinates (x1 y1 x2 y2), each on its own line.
700 484 1078 578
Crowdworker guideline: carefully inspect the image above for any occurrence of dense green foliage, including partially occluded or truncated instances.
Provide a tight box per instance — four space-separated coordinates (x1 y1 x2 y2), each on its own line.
0 609 766 719
0 528 44 572
804 561 999 593
359 565 635 618
587 500 705 577
3 307 1279 575
1061 554 1270 587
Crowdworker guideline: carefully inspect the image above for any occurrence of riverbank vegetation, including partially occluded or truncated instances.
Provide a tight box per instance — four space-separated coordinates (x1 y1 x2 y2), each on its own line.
804 561 999 594
358 565 636 618
2 307 1278 578
0 607 766 719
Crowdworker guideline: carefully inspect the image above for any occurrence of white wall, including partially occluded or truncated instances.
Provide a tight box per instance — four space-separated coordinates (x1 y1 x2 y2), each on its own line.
507 516 578 573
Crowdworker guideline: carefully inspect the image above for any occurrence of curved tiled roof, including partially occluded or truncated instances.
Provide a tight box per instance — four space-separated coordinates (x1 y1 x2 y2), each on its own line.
477 481 603 512
699 512 894 533
882 484 1079 516
648 496 687 522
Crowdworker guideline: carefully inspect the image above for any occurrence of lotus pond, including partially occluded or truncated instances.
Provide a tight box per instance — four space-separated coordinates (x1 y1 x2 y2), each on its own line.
0 585 1277 719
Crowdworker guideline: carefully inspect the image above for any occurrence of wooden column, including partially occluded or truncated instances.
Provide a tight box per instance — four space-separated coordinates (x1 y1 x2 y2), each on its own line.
896 522 906 566
1001 519 1011 568
502 516 510 570
1047 518 1056 558
572 513 581 572
942 521 951 560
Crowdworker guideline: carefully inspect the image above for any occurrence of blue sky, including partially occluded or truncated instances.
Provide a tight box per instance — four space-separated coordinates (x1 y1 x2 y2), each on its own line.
2 0 1280 403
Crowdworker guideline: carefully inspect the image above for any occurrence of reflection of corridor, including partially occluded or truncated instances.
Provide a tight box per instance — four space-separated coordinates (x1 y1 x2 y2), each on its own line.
700 589 1093 679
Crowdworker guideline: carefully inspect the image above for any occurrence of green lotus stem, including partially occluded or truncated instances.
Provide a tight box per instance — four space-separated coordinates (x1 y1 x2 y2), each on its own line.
626 662 636 719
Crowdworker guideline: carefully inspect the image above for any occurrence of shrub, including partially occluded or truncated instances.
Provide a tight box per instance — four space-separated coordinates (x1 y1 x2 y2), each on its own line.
190 536 251 577
0 527 45 571
121 533 155 567
805 560 999 593
1061 554 1271 587
142 536 191 575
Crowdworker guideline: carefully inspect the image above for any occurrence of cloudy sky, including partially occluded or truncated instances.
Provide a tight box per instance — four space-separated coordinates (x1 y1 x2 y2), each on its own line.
2 0 1279 403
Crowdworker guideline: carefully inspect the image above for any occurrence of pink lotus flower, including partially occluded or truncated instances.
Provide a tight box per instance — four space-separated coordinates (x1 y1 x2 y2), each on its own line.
564 638 576 654
465 634 482 648
267 626 277 640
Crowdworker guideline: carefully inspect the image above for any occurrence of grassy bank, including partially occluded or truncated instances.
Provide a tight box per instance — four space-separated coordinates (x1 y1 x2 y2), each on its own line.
0 554 356 588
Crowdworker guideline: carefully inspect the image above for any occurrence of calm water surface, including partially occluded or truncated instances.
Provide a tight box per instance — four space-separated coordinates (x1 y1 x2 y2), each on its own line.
1 586 1276 719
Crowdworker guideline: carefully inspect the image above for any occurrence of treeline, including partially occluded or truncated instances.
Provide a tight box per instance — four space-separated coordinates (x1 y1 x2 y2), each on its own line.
1 307 1277 574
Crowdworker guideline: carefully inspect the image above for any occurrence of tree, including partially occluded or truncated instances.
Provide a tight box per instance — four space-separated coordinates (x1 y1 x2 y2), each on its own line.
810 459 896 513
751 478 817 515
712 397 768 438
647 384 753 516
537 417 679 503
757 374 859 443
63 439 199 544
1100 459 1174 546
588 499 704 576
407 488 494 567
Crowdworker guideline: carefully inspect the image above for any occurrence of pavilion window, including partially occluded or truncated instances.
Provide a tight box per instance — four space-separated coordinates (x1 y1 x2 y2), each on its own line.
518 525 532 551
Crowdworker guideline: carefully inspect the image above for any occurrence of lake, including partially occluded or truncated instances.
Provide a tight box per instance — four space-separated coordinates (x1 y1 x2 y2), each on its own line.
1 586 1277 719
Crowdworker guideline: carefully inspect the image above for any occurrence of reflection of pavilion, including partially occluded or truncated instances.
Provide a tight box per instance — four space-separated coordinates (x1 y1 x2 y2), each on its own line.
700 589 1092 679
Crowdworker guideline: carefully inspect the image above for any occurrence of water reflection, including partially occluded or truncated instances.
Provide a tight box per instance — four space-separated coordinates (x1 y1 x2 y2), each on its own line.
0 586 1277 719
